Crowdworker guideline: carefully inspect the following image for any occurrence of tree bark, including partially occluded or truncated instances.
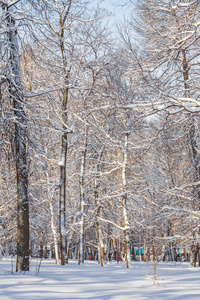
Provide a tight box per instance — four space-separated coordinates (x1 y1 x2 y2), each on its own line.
182 50 200 266
122 121 131 268
95 146 105 267
58 2 72 264
78 125 87 265
46 172 59 265
59 51 69 267
59 125 68 265
191 242 198 267
6 5 29 272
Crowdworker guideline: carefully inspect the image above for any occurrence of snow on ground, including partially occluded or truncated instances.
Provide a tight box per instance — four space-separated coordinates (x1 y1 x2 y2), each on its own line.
0 258 199 299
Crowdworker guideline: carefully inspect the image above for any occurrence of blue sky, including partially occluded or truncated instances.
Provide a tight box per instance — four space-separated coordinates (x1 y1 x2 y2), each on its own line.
95 0 131 22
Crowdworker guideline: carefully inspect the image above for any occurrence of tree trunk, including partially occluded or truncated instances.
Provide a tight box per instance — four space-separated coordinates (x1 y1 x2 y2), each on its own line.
191 241 198 267
182 50 200 267
153 241 157 285
46 172 59 265
78 126 87 265
59 128 68 265
107 223 112 262
6 5 29 272
122 130 131 268
95 146 105 267
59 77 69 265
58 2 72 264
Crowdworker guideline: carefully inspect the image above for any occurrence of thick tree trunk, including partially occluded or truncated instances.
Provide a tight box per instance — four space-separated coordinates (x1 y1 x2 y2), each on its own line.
191 242 198 267
6 6 29 272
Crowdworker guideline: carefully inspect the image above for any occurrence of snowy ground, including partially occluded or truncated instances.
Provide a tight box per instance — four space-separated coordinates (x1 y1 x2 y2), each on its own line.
0 258 200 299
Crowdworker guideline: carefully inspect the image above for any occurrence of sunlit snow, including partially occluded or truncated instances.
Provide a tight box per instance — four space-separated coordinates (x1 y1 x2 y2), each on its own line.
0 258 200 299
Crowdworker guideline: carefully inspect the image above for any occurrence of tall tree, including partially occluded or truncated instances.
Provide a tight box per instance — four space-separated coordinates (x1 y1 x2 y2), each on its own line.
1 1 29 271
132 0 200 264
